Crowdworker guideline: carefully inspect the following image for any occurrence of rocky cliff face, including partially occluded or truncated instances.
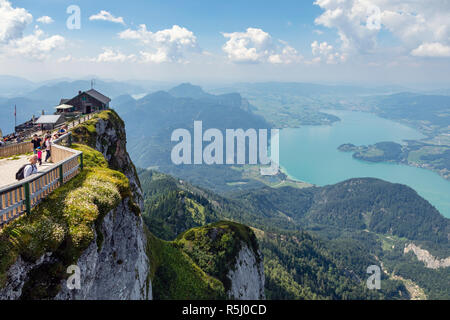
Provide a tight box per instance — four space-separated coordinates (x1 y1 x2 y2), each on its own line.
90 111 144 209
60 111 151 299
0 110 151 300
227 244 265 300
55 200 151 300
404 243 450 269
0 253 54 300
175 221 265 300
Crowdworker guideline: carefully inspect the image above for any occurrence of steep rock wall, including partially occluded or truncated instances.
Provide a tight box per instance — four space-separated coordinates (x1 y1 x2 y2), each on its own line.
227 244 265 300
404 243 450 269
63 111 151 299
91 112 144 209
56 199 151 300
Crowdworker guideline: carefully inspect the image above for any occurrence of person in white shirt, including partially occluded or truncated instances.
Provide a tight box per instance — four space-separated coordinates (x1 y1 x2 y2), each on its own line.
44 135 52 163
24 155 39 178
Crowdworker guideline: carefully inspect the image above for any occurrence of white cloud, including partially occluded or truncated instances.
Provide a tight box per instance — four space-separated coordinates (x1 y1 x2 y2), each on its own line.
58 54 73 63
311 40 346 64
222 28 301 64
89 10 125 25
0 1 64 60
314 0 380 54
8 28 65 60
411 42 450 58
119 24 199 63
92 48 136 63
314 0 450 58
37 16 53 24
379 1 450 47
0 0 32 43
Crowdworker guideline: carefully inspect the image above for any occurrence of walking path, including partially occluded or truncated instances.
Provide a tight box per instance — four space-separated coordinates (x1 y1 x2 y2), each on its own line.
0 113 95 189
0 113 96 189
0 155 56 188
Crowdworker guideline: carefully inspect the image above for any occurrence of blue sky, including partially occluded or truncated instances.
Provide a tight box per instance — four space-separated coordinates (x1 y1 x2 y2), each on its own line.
2 0 450 86
14 0 325 54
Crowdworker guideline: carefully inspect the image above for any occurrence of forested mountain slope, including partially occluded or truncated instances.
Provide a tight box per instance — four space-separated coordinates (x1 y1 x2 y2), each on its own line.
139 169 438 300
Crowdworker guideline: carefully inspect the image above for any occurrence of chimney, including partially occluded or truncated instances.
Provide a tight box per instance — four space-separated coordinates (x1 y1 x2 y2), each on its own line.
78 90 82 95
42 110 45 115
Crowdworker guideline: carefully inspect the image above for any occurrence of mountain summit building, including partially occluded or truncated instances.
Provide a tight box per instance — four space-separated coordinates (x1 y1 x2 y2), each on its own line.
59 89 111 114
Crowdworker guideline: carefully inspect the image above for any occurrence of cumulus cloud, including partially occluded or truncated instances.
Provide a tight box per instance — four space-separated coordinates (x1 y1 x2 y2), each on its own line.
379 1 450 47
0 1 64 60
314 0 450 58
37 16 53 24
222 28 301 64
311 41 346 64
58 54 73 63
411 42 450 58
8 27 65 60
0 0 32 43
314 0 380 54
119 24 199 63
92 48 136 63
89 10 125 25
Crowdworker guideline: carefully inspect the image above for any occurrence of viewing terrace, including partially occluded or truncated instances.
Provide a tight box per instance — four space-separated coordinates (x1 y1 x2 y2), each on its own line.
0 113 98 227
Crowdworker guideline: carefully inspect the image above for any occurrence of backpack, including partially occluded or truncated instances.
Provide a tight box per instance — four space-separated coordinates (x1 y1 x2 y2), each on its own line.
16 165 28 181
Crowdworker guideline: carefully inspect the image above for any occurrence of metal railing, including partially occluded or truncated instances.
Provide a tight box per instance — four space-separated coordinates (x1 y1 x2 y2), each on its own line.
0 112 97 153
0 132 83 227
66 112 96 131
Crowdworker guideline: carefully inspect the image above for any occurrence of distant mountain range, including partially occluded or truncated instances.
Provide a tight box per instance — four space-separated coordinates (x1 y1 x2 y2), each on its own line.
0 79 146 134
366 92 450 127
114 83 269 168
211 82 413 97
0 75 36 97
2 78 450 137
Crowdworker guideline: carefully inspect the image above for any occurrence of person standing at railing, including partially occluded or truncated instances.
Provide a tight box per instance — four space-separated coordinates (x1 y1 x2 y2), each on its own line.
44 135 52 163
31 134 42 154
24 155 38 178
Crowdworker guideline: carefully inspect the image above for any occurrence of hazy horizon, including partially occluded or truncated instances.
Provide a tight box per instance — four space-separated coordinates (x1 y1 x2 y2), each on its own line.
1 74 449 93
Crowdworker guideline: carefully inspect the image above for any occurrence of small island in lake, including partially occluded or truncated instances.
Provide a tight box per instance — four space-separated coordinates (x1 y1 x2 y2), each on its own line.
338 141 450 180
338 141 406 162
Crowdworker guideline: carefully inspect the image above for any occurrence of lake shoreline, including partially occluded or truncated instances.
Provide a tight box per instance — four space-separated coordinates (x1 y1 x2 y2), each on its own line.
278 109 450 218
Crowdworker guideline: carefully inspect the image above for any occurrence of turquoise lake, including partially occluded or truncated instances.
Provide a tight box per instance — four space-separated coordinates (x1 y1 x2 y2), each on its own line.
279 110 450 218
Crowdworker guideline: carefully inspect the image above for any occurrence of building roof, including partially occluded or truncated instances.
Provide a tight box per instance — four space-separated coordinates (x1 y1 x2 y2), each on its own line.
55 104 74 110
85 89 111 104
35 115 63 124
61 89 111 107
